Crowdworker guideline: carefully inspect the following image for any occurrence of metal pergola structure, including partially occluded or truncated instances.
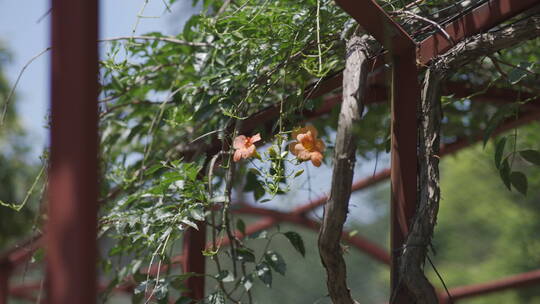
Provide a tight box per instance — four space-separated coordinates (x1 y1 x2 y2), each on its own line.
1 0 540 303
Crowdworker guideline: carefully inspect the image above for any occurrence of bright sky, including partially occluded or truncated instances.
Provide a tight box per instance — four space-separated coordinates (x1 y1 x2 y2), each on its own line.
0 0 201 160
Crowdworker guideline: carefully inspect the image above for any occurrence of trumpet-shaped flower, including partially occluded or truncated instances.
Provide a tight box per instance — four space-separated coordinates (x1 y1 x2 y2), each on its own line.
289 125 325 167
233 133 261 162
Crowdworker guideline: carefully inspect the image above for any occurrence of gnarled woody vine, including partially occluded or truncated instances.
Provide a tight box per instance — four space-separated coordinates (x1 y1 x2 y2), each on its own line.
318 34 372 304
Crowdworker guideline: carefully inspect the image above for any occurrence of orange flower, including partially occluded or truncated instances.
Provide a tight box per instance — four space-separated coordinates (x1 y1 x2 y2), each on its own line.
233 133 261 162
289 125 325 167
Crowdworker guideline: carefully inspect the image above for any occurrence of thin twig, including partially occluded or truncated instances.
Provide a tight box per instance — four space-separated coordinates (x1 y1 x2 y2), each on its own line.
99 36 211 47
488 55 540 95
427 255 454 304
1 47 51 127
390 11 454 44
36 8 52 24
99 99 174 118
216 0 232 17
490 55 539 77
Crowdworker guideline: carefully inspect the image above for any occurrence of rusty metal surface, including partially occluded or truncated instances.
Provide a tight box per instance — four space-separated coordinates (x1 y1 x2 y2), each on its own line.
417 0 540 64
47 0 99 303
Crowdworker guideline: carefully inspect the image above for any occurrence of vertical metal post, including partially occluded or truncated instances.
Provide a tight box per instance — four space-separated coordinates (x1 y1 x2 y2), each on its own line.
389 51 421 303
0 262 11 304
182 224 206 300
47 0 99 303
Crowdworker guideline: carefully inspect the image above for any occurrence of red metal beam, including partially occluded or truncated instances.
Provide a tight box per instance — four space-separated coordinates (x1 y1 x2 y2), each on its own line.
8 283 40 302
232 206 391 265
47 0 99 303
334 0 416 54
417 0 540 65
181 224 206 301
388 50 421 303
0 262 11 304
0 235 42 267
440 268 540 302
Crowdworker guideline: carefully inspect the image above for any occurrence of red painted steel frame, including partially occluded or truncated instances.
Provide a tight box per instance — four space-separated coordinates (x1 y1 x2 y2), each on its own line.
181 225 207 300
441 268 540 302
0 262 11 304
417 0 540 65
334 0 416 54
388 51 421 302
47 0 99 303
233 206 392 265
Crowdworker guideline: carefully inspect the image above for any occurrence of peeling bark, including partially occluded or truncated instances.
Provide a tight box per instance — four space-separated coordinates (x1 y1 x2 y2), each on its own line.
318 35 368 304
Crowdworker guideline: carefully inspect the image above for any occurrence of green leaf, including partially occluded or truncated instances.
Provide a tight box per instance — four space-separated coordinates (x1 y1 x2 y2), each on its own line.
483 104 517 147
208 290 225 304
249 230 268 239
144 163 164 176
510 171 527 196
0 165 45 211
264 251 286 275
181 218 198 230
190 206 205 221
283 231 305 257
154 283 168 300
254 186 266 201
293 169 304 178
255 262 273 288
134 280 149 295
519 150 540 166
494 137 507 169
31 247 45 264
507 62 533 84
242 275 254 291
215 270 235 282
236 218 246 235
234 247 255 263
499 158 512 191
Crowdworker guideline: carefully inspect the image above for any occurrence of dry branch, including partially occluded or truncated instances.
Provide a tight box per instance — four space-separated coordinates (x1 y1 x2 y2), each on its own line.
318 35 369 304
